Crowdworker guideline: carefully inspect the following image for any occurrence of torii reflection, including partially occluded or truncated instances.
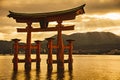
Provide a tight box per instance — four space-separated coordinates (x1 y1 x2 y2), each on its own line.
47 69 73 80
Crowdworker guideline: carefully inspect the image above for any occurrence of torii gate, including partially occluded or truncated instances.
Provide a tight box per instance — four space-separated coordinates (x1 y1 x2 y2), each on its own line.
8 4 85 71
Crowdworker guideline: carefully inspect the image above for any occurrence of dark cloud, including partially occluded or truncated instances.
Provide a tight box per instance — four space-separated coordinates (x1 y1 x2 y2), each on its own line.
0 0 83 12
0 0 119 13
85 0 120 13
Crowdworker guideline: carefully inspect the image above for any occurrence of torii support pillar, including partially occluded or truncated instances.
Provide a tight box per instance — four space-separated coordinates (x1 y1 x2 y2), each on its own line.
25 22 32 71
67 39 74 71
12 39 20 71
35 40 41 70
46 38 54 71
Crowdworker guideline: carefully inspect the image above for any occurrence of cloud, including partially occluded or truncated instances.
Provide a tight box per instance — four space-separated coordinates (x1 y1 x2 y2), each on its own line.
72 13 120 34
75 13 120 27
0 33 4 40
0 26 15 34
0 0 120 41
84 0 120 13
1 0 120 13
0 0 84 13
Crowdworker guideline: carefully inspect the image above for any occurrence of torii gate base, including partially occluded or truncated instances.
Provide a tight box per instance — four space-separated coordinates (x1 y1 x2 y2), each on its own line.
46 21 74 72
12 39 41 71
46 38 74 72
12 22 74 72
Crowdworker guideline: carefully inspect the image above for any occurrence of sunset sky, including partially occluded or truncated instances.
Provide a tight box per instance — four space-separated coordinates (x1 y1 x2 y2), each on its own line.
0 0 120 42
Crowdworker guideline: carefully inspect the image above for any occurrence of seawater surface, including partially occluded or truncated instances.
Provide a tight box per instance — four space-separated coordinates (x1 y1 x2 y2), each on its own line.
0 55 120 80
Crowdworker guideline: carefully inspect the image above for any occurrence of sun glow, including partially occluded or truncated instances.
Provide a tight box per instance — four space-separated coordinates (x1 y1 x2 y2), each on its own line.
85 13 120 20
104 13 120 20
49 21 75 27
0 33 4 40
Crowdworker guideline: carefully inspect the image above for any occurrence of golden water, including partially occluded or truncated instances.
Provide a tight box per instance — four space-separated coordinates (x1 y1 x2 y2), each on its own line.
0 55 120 80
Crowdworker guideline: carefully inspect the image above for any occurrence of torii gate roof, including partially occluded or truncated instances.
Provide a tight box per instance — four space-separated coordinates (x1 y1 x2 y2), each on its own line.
8 4 85 23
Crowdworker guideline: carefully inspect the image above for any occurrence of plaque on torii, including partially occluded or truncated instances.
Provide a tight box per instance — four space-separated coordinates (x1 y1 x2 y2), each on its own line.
8 4 85 71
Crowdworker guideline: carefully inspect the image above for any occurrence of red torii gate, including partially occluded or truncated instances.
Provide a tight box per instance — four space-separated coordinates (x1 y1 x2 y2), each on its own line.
8 4 85 71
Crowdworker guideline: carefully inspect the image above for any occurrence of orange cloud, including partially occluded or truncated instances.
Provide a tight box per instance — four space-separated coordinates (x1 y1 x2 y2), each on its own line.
0 0 120 41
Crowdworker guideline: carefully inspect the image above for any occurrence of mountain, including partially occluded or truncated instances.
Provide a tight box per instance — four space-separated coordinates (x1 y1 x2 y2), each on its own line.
69 32 120 49
0 40 13 54
0 32 120 54
42 32 120 54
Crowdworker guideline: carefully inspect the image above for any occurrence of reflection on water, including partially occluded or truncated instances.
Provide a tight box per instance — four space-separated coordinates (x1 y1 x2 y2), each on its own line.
46 70 73 80
1 55 120 80
11 71 17 80
11 69 73 80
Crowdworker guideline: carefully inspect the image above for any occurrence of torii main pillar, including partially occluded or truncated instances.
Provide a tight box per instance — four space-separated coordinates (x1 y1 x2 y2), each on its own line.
25 22 32 70
56 21 64 71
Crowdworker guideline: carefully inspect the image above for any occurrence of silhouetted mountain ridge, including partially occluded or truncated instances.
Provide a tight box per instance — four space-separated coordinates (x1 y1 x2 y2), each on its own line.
69 32 120 45
50 32 120 45
44 32 120 53
0 32 120 54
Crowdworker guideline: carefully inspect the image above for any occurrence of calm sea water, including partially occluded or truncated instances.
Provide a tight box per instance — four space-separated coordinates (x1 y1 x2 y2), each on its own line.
0 55 120 80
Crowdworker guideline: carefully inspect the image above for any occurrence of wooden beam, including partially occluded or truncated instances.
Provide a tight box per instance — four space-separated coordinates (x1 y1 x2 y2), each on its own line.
64 46 70 49
17 25 74 32
8 4 86 23
15 13 76 23
19 45 26 49
31 45 37 49
52 45 58 49
18 59 36 63
52 60 69 64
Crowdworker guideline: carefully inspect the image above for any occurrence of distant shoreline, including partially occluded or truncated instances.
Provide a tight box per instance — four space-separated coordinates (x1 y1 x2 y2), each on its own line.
0 54 120 56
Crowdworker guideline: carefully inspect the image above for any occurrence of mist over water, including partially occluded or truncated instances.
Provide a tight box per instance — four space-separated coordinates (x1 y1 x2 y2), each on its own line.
0 55 120 80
